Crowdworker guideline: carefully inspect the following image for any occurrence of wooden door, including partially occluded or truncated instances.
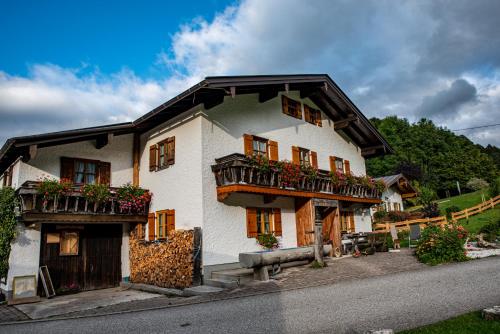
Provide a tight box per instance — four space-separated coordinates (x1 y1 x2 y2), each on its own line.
83 224 122 290
295 198 315 246
322 207 342 253
40 224 122 293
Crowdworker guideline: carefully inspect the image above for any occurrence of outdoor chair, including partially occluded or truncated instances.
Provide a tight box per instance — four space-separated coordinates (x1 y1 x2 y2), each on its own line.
408 224 421 248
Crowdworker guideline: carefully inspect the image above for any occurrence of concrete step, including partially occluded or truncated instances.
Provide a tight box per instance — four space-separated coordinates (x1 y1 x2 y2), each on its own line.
204 278 239 289
183 285 224 296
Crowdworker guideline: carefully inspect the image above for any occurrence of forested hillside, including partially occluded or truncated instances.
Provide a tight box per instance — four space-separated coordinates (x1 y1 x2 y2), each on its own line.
366 117 498 196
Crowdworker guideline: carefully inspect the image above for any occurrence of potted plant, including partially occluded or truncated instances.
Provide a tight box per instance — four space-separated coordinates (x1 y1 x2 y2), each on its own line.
248 154 272 185
82 183 111 212
116 184 151 214
280 161 301 189
256 233 279 251
300 163 318 191
37 177 72 212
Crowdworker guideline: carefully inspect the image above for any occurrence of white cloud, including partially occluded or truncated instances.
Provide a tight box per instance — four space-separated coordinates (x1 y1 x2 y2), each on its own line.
1 0 499 147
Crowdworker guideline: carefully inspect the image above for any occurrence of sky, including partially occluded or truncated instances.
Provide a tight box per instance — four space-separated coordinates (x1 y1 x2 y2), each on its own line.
0 0 499 147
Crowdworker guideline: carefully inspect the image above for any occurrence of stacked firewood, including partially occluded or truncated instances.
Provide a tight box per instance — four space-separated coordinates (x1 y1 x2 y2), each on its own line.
129 230 194 288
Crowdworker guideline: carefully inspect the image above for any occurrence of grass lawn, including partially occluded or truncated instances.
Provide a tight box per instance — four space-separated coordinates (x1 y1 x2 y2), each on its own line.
459 207 500 234
437 190 492 214
398 311 500 334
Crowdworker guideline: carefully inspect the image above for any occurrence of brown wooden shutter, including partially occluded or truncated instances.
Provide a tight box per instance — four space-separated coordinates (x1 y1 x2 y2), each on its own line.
281 95 289 115
329 156 337 172
167 136 175 166
244 134 254 156
269 140 279 161
273 208 282 236
292 146 300 165
344 160 351 175
98 161 111 185
166 209 175 236
315 110 323 127
310 151 318 168
149 145 158 171
148 213 156 241
246 207 258 238
60 157 75 183
304 105 311 123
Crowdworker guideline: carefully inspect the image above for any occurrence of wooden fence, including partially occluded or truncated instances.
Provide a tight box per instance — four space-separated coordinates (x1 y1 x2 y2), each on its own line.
372 194 499 233
451 195 499 222
373 216 448 233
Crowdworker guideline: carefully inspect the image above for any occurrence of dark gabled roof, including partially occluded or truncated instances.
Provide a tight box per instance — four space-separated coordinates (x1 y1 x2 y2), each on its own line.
374 174 417 195
0 74 393 173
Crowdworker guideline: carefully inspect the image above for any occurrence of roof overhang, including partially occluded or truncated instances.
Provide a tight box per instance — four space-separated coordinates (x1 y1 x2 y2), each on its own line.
0 74 393 174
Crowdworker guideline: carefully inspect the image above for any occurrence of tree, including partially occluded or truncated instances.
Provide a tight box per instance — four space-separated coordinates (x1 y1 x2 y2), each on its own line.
366 116 499 196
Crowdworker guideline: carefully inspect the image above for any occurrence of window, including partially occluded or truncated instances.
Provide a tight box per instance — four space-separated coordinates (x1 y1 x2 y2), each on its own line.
282 95 302 119
252 137 268 157
394 203 401 211
155 209 175 240
340 212 354 233
60 231 79 255
150 137 175 171
299 148 311 166
335 158 344 173
134 223 146 240
2 166 13 187
304 105 322 127
61 157 110 185
246 207 282 237
74 160 97 184
244 135 279 161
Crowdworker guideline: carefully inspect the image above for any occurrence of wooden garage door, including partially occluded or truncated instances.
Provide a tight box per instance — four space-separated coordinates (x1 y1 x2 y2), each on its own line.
40 224 122 292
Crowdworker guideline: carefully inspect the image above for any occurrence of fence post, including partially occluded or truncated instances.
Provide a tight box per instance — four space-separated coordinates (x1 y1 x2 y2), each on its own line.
465 208 469 219
491 198 494 209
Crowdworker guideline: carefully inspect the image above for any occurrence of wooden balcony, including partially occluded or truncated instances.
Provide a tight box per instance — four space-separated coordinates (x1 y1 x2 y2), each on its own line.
17 181 149 223
211 154 382 204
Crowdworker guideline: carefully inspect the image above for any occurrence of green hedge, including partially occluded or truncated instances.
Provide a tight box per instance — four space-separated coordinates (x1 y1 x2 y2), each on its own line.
0 187 18 282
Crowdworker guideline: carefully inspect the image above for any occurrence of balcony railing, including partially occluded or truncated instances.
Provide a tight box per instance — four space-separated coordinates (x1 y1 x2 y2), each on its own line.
17 181 150 218
211 153 381 200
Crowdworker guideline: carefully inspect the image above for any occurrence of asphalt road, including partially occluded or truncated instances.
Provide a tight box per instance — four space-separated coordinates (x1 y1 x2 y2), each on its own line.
2 256 500 334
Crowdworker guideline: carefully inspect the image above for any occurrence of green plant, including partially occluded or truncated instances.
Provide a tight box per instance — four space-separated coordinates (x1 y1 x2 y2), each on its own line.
116 184 151 213
373 210 388 221
0 187 19 282
310 260 327 269
489 177 500 197
82 184 111 203
345 174 358 186
418 186 437 206
300 163 318 182
37 177 72 198
445 205 461 219
249 154 271 174
329 170 346 186
478 220 500 242
256 233 279 250
388 210 410 222
375 180 386 193
416 224 468 265
422 203 440 218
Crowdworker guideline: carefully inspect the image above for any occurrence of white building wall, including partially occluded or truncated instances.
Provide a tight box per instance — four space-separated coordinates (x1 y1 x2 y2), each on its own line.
0 223 41 293
382 187 404 211
200 92 368 266
18 134 134 187
139 114 204 232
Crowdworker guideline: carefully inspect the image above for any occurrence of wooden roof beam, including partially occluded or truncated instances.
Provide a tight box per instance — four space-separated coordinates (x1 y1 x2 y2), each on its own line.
334 115 358 130
361 145 385 157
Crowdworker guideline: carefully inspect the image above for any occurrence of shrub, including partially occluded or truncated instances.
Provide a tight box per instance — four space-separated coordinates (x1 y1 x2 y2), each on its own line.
310 260 327 269
300 163 318 182
280 161 301 188
445 205 461 219
416 224 468 265
37 177 72 198
329 170 346 186
387 210 410 222
418 186 437 206
256 233 279 250
422 203 440 218
466 177 489 191
0 187 18 282
489 177 500 198
478 220 500 242
373 210 388 221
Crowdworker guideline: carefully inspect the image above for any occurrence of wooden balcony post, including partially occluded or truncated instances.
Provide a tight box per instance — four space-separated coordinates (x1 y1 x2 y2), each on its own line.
132 132 140 186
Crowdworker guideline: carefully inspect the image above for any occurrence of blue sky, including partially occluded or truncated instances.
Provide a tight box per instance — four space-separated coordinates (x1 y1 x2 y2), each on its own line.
1 0 232 77
0 0 499 147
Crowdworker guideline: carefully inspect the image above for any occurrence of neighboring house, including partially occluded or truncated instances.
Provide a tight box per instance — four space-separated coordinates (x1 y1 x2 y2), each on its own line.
372 174 417 214
0 74 392 297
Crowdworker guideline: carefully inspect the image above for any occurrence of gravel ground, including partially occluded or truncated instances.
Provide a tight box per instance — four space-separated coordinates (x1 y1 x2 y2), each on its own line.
1 256 499 334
